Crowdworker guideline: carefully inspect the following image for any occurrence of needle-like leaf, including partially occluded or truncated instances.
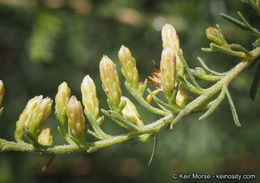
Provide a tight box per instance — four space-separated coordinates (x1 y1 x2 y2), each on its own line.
224 86 242 127
199 87 225 120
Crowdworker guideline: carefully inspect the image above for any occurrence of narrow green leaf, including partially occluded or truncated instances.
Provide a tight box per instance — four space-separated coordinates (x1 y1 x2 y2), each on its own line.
42 155 55 172
229 44 252 57
178 51 203 90
148 133 158 166
201 48 215 52
23 128 45 150
189 69 223 81
216 24 229 47
210 43 246 58
197 57 227 76
147 89 181 113
199 87 225 120
101 109 140 131
177 74 204 95
125 81 168 116
224 86 242 127
220 13 248 31
247 0 260 16
87 129 100 139
237 11 260 35
139 79 148 97
250 62 260 100
253 38 260 48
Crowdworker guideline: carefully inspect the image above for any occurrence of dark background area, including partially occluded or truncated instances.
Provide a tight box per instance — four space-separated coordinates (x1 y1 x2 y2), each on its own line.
0 0 259 182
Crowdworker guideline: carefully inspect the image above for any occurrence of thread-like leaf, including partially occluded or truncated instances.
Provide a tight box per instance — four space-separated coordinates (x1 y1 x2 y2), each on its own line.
178 51 202 90
148 133 158 166
210 43 246 58
197 57 227 76
201 48 215 52
224 86 242 127
23 128 45 150
247 0 260 16
42 155 55 172
220 13 248 31
229 44 252 57
216 24 229 47
101 109 140 131
199 87 225 120
147 89 181 113
237 11 260 35
250 62 260 100
253 38 260 48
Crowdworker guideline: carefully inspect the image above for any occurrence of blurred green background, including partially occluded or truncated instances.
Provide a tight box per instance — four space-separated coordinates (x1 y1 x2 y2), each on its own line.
0 0 259 182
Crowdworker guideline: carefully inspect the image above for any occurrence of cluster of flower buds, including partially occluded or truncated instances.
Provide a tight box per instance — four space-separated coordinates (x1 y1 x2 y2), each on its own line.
66 96 86 144
15 95 53 143
118 45 139 89
100 55 122 110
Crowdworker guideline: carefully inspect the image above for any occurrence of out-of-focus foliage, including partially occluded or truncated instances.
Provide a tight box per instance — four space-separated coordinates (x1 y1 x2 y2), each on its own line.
0 0 259 182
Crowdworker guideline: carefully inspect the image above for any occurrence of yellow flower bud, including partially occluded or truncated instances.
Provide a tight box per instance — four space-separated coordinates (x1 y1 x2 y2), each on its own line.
66 96 86 144
99 55 122 109
160 46 176 95
176 87 190 108
81 75 99 118
38 128 53 146
15 96 53 142
118 45 139 88
121 96 143 127
55 82 71 124
161 24 184 76
0 80 4 106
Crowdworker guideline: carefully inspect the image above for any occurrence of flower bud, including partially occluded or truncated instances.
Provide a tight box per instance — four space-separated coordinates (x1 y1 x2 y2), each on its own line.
176 87 190 108
81 75 99 118
160 46 176 95
206 27 223 46
161 24 184 76
66 96 86 144
121 96 143 127
99 55 122 109
162 24 180 51
55 82 71 124
0 80 4 106
15 96 53 142
38 128 53 146
118 45 139 88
